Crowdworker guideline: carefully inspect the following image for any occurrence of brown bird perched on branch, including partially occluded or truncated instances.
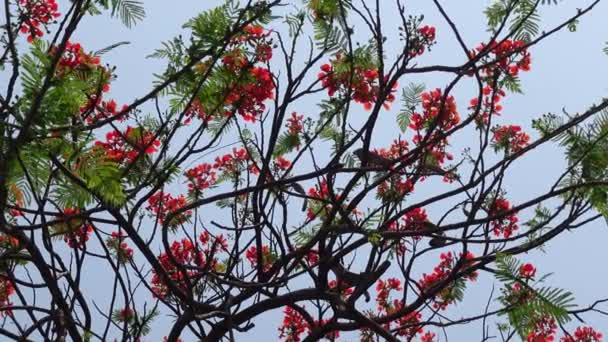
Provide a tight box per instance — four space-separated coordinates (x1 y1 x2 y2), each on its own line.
353 148 393 168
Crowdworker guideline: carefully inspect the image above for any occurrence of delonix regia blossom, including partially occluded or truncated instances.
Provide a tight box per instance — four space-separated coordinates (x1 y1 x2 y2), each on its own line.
1 0 608 341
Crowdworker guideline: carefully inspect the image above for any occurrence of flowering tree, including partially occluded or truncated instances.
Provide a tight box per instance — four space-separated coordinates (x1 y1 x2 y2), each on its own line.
1 0 608 341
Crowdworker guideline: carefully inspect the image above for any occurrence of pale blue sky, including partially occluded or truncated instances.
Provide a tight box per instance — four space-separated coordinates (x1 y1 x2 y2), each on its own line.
9 0 608 340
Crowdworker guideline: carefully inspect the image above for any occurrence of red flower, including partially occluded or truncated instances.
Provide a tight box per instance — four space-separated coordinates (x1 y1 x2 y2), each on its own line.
418 252 477 310
246 245 274 272
285 112 305 149
492 125 530 153
94 126 161 165
274 156 292 171
152 233 228 299
18 0 60 42
519 263 537 279
185 163 217 196
106 231 134 264
0 276 15 316
82 98 129 124
318 53 396 110
278 306 308 342
146 192 192 228
526 317 557 342
489 197 519 238
561 326 603 342
408 25 437 58
375 278 402 311
421 331 437 342
213 148 253 175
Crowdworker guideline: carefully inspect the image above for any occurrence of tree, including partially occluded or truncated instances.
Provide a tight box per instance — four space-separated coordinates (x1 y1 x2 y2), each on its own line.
1 0 607 340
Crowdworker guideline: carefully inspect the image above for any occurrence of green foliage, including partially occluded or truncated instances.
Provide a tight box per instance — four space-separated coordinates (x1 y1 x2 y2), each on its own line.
313 20 346 52
96 0 145 28
523 205 552 247
284 11 306 37
273 133 301 157
94 41 131 56
603 42 608 56
185 5 234 50
19 40 111 130
484 0 553 42
55 148 126 208
534 108 608 218
306 0 341 20
397 82 425 132
496 254 575 338
20 40 50 99
500 73 523 94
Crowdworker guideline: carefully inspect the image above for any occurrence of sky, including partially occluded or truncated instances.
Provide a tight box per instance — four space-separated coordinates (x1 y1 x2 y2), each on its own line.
6 0 608 340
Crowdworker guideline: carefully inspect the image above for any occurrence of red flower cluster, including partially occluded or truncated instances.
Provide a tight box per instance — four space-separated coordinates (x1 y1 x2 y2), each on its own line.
8 184 25 218
526 317 557 342
286 112 304 135
274 156 292 171
228 25 273 64
418 251 477 310
489 197 519 238
503 281 534 308
409 88 459 171
388 207 428 255
393 307 424 339
561 327 603 342
410 88 460 134
319 54 397 110
116 307 134 322
466 39 532 127
519 263 537 280
469 39 531 79
0 276 15 316
492 125 530 153
81 98 129 125
421 331 437 342
278 306 308 342
51 42 108 84
375 278 402 311
328 279 354 298
106 231 134 264
245 245 274 272
306 179 333 220
0 235 20 249
225 66 274 122
469 86 506 126
18 0 60 42
214 26 275 122
184 99 214 124
146 192 192 228
184 163 217 197
375 140 415 201
94 126 161 165
151 232 227 298
213 147 253 174
55 208 93 249
408 25 437 58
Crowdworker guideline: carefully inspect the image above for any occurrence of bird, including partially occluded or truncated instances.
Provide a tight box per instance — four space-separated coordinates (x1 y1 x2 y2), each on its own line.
352 148 393 168
288 182 308 212
429 232 448 248
420 221 448 248
418 164 448 176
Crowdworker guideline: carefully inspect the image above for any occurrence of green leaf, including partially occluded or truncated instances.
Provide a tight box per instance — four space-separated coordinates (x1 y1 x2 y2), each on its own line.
495 253 575 337
109 0 145 28
397 82 425 132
